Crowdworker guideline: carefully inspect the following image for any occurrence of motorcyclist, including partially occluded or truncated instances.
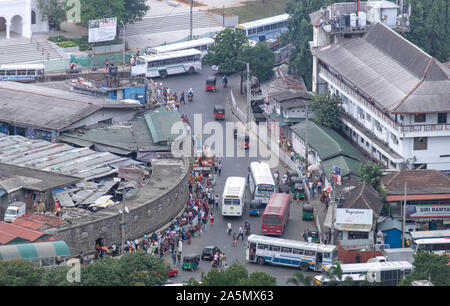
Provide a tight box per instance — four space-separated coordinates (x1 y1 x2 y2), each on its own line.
222 75 228 88
244 220 250 235
187 88 194 101
227 222 232 235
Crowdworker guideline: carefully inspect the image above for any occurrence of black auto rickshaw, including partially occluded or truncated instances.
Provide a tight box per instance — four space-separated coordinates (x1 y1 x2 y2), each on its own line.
205 76 217 92
214 104 225 120
278 183 290 194
302 203 314 221
182 254 200 271
290 176 304 200
249 200 262 217
233 128 238 138
307 228 319 243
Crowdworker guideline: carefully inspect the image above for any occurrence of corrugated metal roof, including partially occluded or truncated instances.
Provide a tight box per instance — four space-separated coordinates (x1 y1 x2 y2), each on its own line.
313 22 450 114
29 214 63 228
321 155 362 180
12 217 46 231
145 109 183 143
0 222 51 243
0 241 70 261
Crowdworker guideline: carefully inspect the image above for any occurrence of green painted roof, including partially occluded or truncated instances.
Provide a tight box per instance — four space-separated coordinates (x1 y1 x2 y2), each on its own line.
268 112 304 127
0 241 70 261
144 109 183 143
290 121 361 161
321 155 362 181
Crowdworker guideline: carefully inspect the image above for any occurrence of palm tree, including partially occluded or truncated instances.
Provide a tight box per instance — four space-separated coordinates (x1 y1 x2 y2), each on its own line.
286 271 314 286
326 262 343 286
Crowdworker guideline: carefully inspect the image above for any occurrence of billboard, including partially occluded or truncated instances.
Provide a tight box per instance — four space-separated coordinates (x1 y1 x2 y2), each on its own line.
406 204 450 219
88 17 117 43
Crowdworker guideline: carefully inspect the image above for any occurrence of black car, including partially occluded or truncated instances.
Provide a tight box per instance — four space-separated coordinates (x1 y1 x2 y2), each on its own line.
201 246 220 261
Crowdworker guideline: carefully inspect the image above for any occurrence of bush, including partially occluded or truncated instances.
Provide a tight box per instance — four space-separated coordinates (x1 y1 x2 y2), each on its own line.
57 41 78 48
48 35 69 43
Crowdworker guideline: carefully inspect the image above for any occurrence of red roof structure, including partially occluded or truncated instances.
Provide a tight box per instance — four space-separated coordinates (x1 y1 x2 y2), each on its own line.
29 213 63 227
12 217 47 231
0 222 52 244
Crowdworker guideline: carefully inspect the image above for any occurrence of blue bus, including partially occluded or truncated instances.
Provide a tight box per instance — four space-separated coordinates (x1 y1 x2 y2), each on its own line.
0 64 45 81
235 14 289 42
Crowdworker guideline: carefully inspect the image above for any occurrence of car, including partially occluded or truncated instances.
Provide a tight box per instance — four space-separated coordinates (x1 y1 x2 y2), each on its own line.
201 246 220 261
168 268 178 277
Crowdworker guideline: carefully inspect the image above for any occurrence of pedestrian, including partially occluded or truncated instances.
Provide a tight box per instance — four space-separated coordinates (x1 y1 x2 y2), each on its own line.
221 253 226 268
214 195 219 210
180 91 185 104
177 252 182 266
214 160 218 173
323 232 328 244
210 212 215 226
178 239 183 255
217 162 222 175
172 250 177 266
237 225 244 240
105 59 109 70
290 151 295 161
232 233 237 246
307 236 313 243
274 171 279 184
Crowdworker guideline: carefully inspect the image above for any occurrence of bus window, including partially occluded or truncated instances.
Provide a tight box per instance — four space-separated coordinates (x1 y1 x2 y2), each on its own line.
281 247 292 253
258 244 268 250
271 24 277 30
293 248 304 255
6 70 16 75
37 69 44 75
270 245 280 252
263 216 280 225
257 27 264 33
305 250 315 256
323 252 330 259
264 25 271 31
27 70 36 75
0 70 5 75
17 70 27 75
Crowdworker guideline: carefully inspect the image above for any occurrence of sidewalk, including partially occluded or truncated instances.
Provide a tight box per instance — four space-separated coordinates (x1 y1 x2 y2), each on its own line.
230 85 328 242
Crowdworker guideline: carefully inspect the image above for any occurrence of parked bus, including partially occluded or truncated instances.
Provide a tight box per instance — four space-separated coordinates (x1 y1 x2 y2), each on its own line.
261 193 290 236
235 14 289 42
246 234 338 272
148 38 215 58
412 237 450 255
0 64 45 81
316 261 413 286
131 48 201 78
222 176 247 217
248 162 276 204
410 230 450 242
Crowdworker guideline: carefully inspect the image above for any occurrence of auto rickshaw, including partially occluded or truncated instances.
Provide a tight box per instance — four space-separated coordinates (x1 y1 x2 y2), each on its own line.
242 135 249 149
182 254 200 271
214 104 225 120
290 176 304 200
278 183 290 194
205 76 217 92
249 200 262 217
302 203 314 221
307 228 319 243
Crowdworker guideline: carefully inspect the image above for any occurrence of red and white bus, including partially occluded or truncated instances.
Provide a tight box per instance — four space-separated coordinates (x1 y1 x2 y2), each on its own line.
261 193 290 236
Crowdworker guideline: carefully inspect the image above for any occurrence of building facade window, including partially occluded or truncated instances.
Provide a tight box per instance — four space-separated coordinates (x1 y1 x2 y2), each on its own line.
414 113 426 123
438 113 447 124
31 10 36 25
413 137 428 150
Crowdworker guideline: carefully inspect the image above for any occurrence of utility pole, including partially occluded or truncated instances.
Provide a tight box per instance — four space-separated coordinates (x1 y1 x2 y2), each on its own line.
305 104 309 171
190 0 193 40
330 180 336 245
121 21 126 71
246 62 250 123
222 5 225 26
402 182 407 248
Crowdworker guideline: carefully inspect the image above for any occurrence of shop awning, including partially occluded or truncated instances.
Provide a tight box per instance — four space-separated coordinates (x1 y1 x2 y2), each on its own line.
387 194 450 202
0 241 70 261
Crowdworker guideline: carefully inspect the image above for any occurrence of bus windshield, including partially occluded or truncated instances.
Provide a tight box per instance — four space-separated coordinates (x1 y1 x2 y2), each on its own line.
224 198 240 205
263 216 280 225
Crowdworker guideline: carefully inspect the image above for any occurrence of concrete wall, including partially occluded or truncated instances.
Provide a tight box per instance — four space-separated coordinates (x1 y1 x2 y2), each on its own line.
210 11 238 27
52 158 189 254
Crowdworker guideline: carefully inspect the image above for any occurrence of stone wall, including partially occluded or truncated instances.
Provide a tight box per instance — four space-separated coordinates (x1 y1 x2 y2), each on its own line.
53 158 190 254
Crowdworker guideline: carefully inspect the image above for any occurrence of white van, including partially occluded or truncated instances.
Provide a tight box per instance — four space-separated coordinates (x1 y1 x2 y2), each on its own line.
4 202 26 222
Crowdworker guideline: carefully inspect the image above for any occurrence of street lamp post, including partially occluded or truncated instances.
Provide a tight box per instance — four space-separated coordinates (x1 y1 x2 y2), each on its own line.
121 21 126 71
237 60 251 123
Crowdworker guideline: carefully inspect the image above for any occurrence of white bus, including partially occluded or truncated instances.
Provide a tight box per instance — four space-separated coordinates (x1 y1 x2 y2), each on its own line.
316 261 413 286
246 234 338 272
222 176 247 216
131 48 201 78
235 14 289 42
410 230 450 241
148 38 215 58
0 64 45 81
248 162 276 204
412 237 450 255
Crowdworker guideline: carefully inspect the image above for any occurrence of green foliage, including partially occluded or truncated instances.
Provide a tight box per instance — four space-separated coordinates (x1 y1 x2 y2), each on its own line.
403 0 450 63
40 266 78 286
359 162 384 189
123 0 150 25
37 0 73 29
241 43 274 82
48 35 70 43
399 252 450 286
203 28 249 75
286 271 313 286
0 260 43 286
57 41 78 48
198 261 276 286
118 251 169 286
310 91 344 130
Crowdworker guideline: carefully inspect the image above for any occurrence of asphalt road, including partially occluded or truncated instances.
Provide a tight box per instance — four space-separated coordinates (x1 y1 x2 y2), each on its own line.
158 66 317 285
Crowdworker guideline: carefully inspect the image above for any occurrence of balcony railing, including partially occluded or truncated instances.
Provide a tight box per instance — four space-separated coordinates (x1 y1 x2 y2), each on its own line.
402 124 450 133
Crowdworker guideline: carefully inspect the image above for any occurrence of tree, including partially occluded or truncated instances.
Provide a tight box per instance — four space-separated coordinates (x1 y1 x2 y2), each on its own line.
0 259 43 286
325 261 343 286
286 271 313 286
359 162 384 189
117 251 169 286
310 91 344 130
79 0 149 26
196 262 276 286
403 0 450 63
203 28 249 76
241 42 275 83
80 257 125 286
40 266 78 286
399 252 450 286
37 0 74 30
123 0 150 24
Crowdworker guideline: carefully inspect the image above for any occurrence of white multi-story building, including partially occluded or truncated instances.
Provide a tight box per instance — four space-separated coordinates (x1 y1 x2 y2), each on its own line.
310 14 450 171
0 0 49 39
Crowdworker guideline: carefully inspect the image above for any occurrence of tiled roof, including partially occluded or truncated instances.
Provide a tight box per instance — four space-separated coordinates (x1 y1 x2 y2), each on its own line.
29 214 64 228
12 217 46 231
341 181 383 218
0 222 51 243
381 170 450 195
0 231 19 245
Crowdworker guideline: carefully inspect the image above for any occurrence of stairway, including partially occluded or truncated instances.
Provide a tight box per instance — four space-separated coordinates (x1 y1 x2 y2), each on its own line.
0 37 63 65
120 11 221 37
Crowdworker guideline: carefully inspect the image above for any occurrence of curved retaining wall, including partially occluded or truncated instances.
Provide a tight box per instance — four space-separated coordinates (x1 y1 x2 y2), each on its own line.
53 158 190 254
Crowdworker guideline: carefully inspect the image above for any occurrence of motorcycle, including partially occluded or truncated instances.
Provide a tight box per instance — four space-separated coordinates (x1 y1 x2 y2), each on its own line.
188 92 193 102
244 221 250 235
211 259 219 269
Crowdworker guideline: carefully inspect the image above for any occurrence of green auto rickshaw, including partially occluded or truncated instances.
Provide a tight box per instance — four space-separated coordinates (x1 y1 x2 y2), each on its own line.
307 228 319 243
290 176 304 200
302 203 314 221
182 254 200 271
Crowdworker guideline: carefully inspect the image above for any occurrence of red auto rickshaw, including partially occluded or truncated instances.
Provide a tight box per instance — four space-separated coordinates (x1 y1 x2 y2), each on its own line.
214 104 225 120
205 76 217 92
240 135 249 149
